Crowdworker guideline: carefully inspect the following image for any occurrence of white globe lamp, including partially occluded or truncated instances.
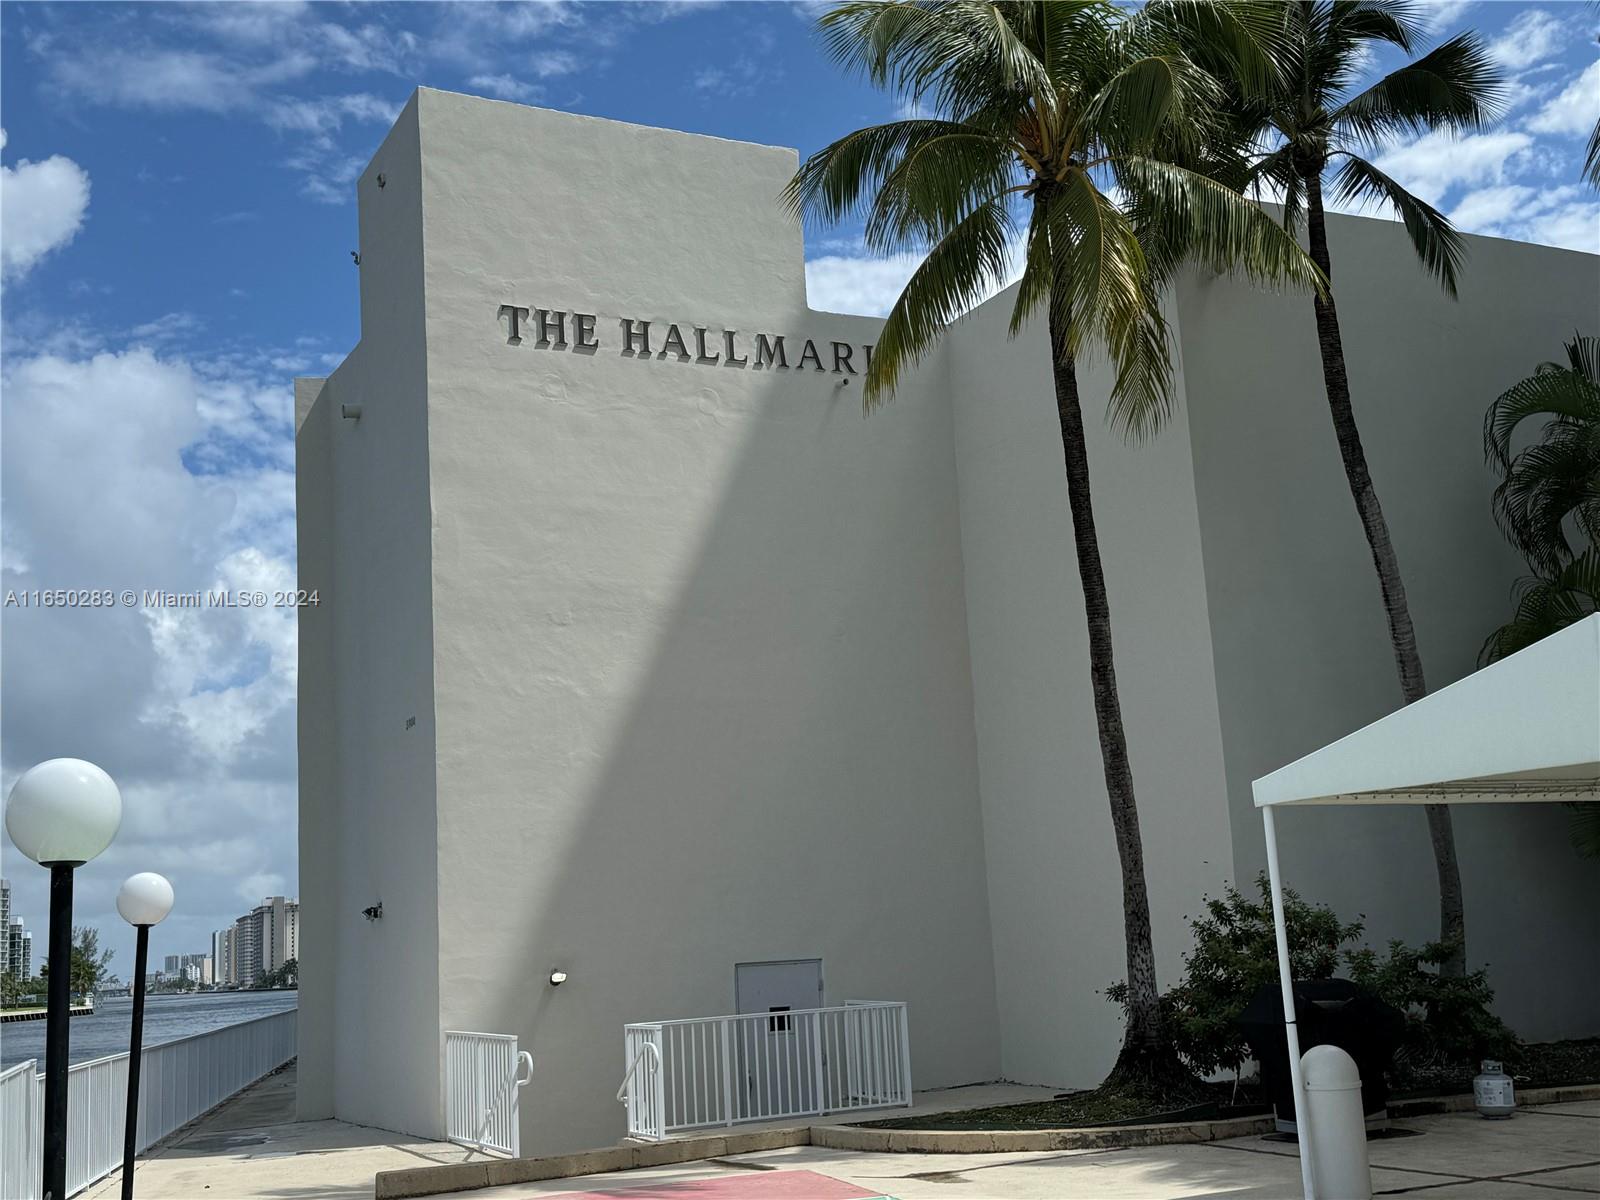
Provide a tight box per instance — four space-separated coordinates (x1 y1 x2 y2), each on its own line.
117 873 174 928
117 871 174 1200
5 757 122 866
4 757 123 1200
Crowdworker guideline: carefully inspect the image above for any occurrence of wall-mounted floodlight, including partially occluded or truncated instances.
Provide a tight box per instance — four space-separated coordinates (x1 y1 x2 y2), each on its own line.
549 970 568 987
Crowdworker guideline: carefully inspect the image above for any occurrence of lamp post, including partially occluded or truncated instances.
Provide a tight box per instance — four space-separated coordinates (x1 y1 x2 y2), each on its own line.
4 758 123 1200
115 873 172 1200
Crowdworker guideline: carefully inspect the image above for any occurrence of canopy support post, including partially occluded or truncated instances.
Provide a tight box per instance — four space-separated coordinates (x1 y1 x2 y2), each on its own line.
1264 803 1317 1200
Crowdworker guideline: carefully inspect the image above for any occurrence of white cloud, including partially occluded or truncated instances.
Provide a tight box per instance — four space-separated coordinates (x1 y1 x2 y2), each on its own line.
1487 9 1568 71
1373 129 1534 206
1417 0 1475 33
804 233 1026 317
530 51 579 78
265 92 401 136
1449 182 1599 254
1527 60 1600 137
1448 183 1536 229
1 340 299 972
43 43 312 113
805 250 926 316
468 73 543 102
0 132 91 281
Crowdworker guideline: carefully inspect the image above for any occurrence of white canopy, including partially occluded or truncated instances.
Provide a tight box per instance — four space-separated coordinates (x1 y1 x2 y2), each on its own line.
1254 613 1600 809
1251 614 1599 1199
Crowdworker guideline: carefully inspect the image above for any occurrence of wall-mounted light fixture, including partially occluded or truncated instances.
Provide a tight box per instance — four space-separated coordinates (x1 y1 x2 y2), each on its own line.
548 969 568 987
341 404 363 421
362 902 383 921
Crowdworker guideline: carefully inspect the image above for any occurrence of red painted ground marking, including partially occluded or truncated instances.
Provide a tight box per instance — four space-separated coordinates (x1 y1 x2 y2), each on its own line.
557 1167 886 1199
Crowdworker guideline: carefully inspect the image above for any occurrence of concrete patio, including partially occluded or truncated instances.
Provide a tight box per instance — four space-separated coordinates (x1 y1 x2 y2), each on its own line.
81 1062 1598 1199
82 1064 478 1200
436 1104 1598 1199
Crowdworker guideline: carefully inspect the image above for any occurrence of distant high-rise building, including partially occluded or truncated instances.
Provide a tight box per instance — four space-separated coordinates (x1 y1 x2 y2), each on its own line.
213 897 298 986
1 880 33 980
212 927 236 986
233 913 260 984
164 954 180 975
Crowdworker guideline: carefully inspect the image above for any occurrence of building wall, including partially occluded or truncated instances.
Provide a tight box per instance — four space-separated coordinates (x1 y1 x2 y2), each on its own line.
295 373 337 1114
942 294 1237 1087
295 93 445 1137
411 89 1001 1155
298 88 1599 1150
1176 222 1600 1039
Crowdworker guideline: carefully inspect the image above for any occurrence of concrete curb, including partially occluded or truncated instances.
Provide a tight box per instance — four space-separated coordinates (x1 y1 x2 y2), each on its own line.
372 1084 1600 1198
809 1112 1276 1153
375 1128 809 1199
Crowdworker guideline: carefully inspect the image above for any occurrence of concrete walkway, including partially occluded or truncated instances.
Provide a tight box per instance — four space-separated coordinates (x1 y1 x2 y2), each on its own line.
83 1063 479 1200
86 1063 1599 1199
431 1102 1600 1200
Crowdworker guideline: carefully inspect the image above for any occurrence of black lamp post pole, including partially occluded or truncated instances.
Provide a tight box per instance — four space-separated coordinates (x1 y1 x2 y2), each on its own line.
121 925 150 1200
42 862 76 1200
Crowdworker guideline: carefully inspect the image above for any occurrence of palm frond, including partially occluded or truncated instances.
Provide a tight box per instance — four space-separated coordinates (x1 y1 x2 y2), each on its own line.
862 195 1017 406
1327 153 1466 294
1333 32 1503 144
1117 156 1326 295
1484 349 1600 468
1480 547 1600 664
1044 173 1174 440
782 119 1007 234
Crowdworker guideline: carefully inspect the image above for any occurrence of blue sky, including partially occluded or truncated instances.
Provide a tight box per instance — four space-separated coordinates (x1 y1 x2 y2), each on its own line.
1 0 1596 976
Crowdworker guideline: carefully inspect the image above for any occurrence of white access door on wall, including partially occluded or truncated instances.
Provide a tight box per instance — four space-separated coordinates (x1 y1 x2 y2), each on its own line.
734 959 823 1120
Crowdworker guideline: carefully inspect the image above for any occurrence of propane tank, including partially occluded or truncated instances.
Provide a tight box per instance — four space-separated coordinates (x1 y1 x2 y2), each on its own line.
1473 1060 1516 1119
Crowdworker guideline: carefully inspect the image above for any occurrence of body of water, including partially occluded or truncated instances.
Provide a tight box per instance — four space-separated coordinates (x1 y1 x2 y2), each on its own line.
1 990 298 1070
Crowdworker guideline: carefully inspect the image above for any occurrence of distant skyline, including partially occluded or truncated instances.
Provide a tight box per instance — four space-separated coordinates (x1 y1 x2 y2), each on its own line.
2 0 1596 974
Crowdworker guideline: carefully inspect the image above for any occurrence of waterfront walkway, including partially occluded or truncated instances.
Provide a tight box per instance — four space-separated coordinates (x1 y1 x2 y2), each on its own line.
83 1064 477 1200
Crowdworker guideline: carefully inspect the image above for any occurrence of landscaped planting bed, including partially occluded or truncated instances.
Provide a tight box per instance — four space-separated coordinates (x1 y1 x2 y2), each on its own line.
857 1039 1600 1131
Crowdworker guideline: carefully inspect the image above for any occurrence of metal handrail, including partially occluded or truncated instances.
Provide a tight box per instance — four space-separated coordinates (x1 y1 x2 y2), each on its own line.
631 1000 903 1028
615 1039 660 1103
471 1051 532 1153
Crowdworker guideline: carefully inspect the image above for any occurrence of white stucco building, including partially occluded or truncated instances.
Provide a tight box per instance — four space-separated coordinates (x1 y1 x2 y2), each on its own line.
295 88 1599 1156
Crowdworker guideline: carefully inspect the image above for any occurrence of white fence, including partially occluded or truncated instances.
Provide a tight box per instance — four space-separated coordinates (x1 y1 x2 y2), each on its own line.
443 1031 532 1158
0 1009 296 1200
620 1001 911 1140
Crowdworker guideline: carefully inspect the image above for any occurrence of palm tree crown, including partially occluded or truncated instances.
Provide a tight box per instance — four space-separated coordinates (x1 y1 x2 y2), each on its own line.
785 0 1324 438
1242 0 1502 294
1485 335 1600 577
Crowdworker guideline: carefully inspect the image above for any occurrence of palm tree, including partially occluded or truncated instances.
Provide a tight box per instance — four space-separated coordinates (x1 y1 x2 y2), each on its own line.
1484 335 1600 580
1483 335 1600 859
786 0 1324 1084
1481 334 1600 663
1238 0 1501 977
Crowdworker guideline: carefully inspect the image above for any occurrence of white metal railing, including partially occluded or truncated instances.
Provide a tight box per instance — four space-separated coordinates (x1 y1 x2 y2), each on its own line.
0 1009 296 1200
618 1030 665 1140
443 1031 532 1157
620 1001 911 1140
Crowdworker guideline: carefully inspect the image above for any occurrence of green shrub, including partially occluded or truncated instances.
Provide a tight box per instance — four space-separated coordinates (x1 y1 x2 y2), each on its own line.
1108 875 1518 1084
1108 874 1365 1077
1346 939 1519 1076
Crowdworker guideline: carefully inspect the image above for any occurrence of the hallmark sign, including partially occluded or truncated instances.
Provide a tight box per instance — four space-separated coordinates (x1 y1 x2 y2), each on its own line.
498 305 875 375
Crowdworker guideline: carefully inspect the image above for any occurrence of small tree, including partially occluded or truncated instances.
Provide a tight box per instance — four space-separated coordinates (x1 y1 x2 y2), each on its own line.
40 926 115 995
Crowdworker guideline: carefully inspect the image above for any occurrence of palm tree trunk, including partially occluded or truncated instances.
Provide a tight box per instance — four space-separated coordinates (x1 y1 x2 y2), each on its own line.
1046 293 1175 1078
1304 170 1466 977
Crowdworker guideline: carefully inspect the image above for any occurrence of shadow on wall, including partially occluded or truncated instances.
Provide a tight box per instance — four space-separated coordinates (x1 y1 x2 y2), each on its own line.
428 303 1009 1158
